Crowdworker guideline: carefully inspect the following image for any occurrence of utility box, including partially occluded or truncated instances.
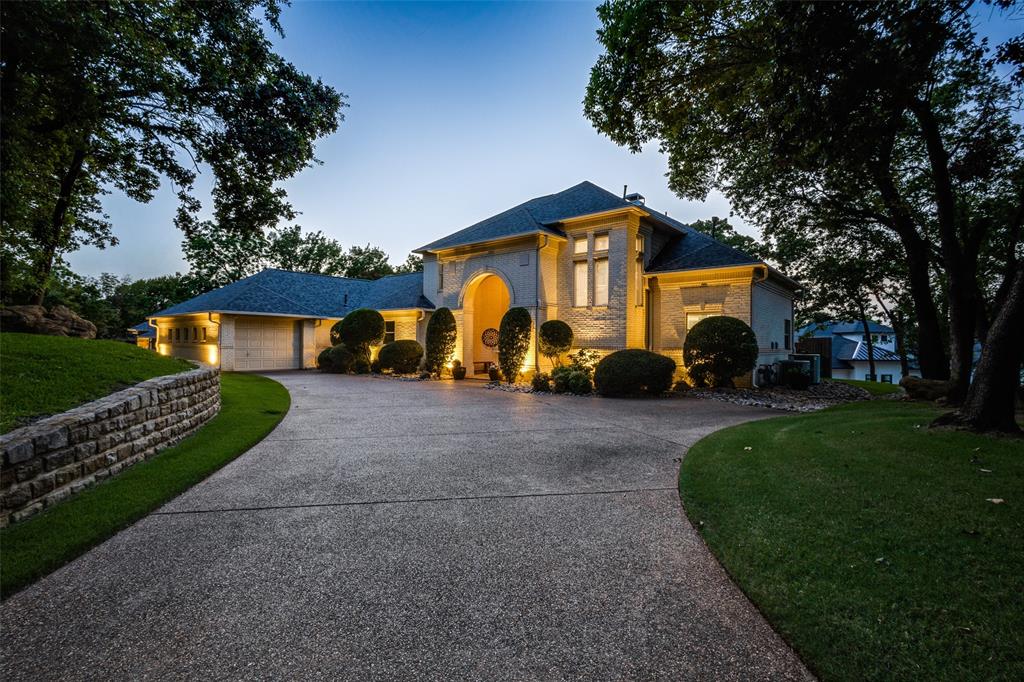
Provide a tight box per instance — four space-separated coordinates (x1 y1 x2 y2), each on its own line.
788 353 821 384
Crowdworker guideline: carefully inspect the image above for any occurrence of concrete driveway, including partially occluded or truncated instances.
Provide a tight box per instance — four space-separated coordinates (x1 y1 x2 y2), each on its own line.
1 373 812 681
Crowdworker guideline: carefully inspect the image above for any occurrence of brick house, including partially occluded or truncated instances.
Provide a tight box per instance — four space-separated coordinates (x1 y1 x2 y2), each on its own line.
148 181 798 383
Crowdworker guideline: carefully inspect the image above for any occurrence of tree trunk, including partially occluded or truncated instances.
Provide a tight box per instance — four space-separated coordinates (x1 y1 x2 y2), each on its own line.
30 145 87 305
945 263 977 405
858 304 876 381
934 263 1024 434
871 165 949 379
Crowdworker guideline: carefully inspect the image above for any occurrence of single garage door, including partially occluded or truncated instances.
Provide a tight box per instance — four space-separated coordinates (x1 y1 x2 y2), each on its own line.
234 317 301 371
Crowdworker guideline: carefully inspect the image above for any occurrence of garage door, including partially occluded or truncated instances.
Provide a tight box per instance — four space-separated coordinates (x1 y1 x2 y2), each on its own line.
234 317 301 371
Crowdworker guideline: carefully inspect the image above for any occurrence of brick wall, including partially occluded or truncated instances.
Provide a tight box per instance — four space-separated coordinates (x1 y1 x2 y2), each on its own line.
0 367 220 527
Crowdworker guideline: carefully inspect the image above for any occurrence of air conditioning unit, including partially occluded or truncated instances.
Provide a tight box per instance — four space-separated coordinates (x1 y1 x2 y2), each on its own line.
789 353 821 384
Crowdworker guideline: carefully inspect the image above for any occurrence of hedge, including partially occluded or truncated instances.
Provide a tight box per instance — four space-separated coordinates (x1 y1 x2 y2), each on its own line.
424 307 457 376
318 345 354 374
594 349 676 396
682 315 758 388
378 339 424 374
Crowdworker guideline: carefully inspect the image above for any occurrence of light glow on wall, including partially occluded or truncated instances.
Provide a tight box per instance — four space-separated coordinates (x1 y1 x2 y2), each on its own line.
207 345 219 366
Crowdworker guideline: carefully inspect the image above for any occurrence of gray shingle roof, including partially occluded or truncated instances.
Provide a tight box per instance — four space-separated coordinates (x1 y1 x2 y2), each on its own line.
644 229 760 273
150 269 431 319
415 181 659 252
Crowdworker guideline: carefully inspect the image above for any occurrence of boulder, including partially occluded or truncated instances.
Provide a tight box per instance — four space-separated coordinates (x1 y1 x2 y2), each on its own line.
900 376 951 401
0 305 97 338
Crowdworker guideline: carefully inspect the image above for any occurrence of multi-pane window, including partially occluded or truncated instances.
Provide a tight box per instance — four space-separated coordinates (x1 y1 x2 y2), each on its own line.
593 233 609 251
594 258 609 306
574 237 588 254
384 320 396 344
574 261 588 307
784 319 792 350
686 312 718 332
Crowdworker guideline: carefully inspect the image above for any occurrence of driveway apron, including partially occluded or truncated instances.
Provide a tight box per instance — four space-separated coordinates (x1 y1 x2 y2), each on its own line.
1 373 813 681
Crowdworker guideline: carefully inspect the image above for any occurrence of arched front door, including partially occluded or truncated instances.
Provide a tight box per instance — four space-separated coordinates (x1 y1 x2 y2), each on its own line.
463 273 510 376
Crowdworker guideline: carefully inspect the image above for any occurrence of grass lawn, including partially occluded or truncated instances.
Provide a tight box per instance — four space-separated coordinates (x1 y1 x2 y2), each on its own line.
834 378 903 396
680 401 1023 681
0 332 192 433
0 373 289 598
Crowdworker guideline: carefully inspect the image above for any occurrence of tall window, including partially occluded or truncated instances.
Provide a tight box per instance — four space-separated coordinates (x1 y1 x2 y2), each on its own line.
202 327 208 342
784 319 792 350
635 235 645 306
574 261 588 307
437 262 444 291
594 258 609 306
384 320 396 344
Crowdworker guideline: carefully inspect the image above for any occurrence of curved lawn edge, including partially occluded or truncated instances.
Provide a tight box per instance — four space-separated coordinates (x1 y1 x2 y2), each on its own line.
678 401 1024 682
0 373 290 599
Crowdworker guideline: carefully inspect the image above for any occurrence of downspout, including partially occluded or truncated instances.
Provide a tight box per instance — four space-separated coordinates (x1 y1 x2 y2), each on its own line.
207 312 222 367
146 318 159 352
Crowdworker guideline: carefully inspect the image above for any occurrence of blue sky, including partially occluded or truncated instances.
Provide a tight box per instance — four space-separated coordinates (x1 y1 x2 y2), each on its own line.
67 1 1021 280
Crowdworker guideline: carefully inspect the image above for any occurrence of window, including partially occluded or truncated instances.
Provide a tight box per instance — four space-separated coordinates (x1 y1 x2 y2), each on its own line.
686 312 718 332
784 319 792 350
384 320 396 344
880 334 889 343
519 252 530 266
574 261 588 306
880 374 893 384
594 258 609 306
202 327 208 342
593 233 609 251
192 327 198 341
574 237 588 254
437 262 444 291
174 328 180 342
635 234 645 254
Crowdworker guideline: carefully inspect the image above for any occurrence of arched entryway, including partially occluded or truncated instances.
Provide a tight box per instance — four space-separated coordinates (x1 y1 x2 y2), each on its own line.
462 272 511 377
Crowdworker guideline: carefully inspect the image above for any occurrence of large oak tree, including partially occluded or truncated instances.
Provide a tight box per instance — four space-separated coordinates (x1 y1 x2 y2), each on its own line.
0 0 344 304
586 0 1023 432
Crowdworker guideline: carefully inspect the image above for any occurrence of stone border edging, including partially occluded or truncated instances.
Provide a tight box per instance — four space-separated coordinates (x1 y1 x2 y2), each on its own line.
0 366 220 527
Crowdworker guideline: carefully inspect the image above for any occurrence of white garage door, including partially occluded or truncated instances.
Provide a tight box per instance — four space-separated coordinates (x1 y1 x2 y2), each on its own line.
234 317 301 371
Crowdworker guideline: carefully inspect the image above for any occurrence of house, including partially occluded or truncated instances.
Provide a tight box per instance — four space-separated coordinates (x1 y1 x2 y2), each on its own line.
128 321 156 350
796 320 919 383
147 181 799 384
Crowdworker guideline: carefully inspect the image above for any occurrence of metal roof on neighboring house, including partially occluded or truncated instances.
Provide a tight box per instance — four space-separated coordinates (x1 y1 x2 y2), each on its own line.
829 336 902 369
149 269 432 319
798 320 896 338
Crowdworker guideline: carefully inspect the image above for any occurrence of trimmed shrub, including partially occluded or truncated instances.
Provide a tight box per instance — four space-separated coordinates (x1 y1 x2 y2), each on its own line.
780 365 811 390
538 320 573 366
531 373 552 392
594 349 676 397
568 347 600 376
424 307 457 376
378 339 424 374
498 307 533 383
352 357 371 374
552 366 592 395
318 345 354 374
683 316 759 388
334 309 385 364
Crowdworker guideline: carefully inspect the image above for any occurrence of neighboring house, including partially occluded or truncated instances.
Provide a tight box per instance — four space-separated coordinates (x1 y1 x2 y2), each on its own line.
128 321 155 350
796 320 920 383
147 181 799 384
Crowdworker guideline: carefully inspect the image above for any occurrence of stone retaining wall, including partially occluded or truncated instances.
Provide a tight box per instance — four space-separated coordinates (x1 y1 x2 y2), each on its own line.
0 366 220 527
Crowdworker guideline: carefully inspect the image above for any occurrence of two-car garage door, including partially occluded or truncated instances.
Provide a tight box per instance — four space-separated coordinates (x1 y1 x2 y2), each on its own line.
234 317 301 371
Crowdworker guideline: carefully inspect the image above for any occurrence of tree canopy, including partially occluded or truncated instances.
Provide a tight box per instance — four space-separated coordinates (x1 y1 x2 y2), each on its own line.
586 0 1024 432
0 0 345 304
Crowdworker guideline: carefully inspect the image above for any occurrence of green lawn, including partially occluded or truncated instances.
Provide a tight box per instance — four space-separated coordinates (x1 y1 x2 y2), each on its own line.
680 401 1023 681
0 332 192 433
833 378 903 396
0 373 289 598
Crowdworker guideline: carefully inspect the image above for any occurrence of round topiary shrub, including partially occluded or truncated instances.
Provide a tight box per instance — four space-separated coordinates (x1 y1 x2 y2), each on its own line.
333 309 385 364
538 320 573 366
319 345 354 374
424 307 457 376
593 349 676 397
378 339 424 374
498 307 532 383
683 315 759 388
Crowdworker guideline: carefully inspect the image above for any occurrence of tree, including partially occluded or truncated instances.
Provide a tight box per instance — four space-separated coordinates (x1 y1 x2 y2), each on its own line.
0 1 344 304
538 320 574 366
424 307 457 376
498 307 533 384
585 0 1023 432
689 217 766 260
394 253 424 274
266 225 347 276
340 244 397 280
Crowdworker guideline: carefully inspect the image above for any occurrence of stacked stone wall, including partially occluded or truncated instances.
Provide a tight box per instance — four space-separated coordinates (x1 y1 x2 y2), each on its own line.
0 367 220 527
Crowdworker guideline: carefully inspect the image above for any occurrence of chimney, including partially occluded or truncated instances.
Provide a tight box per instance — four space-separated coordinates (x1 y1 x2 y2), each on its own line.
624 192 645 206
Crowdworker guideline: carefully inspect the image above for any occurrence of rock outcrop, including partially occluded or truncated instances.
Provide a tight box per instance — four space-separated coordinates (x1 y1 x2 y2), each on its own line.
0 305 97 338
